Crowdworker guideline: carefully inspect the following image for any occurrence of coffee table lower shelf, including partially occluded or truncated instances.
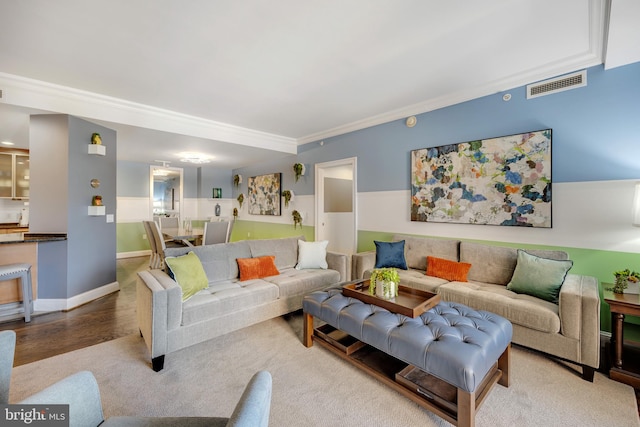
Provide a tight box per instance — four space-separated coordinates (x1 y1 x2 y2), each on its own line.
312 324 502 427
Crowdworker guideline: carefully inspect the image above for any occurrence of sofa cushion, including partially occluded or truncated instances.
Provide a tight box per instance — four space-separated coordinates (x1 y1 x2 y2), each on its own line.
296 240 328 270
374 240 407 269
237 256 280 281
427 256 471 282
264 267 340 298
166 241 252 283
164 252 209 301
460 242 569 286
507 250 573 304
395 235 459 271
181 279 279 326
248 236 302 269
438 281 561 334
397 269 449 293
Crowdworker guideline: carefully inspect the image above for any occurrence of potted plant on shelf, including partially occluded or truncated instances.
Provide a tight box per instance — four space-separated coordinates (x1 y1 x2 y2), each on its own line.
613 269 640 294
282 190 294 208
292 210 302 228
237 193 244 209
233 174 242 187
369 267 400 300
293 163 305 182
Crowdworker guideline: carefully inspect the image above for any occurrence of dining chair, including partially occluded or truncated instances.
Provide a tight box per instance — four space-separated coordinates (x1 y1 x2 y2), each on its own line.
202 221 231 245
144 221 166 269
142 221 160 269
158 216 180 230
156 216 191 246
227 219 235 242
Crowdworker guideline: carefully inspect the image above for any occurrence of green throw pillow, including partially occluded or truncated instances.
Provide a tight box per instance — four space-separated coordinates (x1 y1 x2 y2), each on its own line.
165 251 209 301
506 250 573 304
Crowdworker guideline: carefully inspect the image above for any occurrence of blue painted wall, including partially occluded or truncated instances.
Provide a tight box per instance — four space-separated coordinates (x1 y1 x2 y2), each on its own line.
287 63 640 192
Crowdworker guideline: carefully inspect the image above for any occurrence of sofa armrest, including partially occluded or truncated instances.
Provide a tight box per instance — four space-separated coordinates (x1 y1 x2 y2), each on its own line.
136 270 183 360
227 371 272 427
20 371 105 427
351 251 376 280
558 274 600 368
326 251 349 282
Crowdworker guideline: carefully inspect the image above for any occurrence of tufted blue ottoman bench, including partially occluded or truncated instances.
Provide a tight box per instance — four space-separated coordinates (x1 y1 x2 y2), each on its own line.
303 287 513 427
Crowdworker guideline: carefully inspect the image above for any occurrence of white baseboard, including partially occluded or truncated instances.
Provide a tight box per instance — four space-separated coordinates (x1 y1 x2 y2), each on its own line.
117 250 150 259
34 281 120 312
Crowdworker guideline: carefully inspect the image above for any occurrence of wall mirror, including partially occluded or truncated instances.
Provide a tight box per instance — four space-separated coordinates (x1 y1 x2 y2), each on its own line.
149 165 183 219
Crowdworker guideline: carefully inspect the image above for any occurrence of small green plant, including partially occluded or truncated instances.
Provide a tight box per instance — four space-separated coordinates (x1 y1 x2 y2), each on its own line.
292 210 302 228
293 163 305 182
369 268 400 299
233 174 242 187
237 193 244 209
233 207 238 219
613 269 640 293
282 190 293 208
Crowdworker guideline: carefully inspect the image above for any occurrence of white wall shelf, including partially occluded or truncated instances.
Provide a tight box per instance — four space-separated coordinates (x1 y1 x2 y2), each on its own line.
88 144 106 156
88 205 106 216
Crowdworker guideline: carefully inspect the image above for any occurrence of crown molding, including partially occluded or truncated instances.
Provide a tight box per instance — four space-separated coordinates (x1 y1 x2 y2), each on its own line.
297 0 607 145
0 72 297 154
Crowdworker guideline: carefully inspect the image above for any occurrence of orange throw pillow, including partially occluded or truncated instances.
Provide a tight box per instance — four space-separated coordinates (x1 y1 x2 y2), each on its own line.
426 256 471 282
237 256 280 281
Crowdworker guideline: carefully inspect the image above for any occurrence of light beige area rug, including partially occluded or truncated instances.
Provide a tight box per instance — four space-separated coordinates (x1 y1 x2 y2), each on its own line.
10 313 640 427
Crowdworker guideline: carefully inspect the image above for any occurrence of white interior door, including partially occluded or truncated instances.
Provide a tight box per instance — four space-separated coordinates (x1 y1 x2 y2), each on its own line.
315 158 357 255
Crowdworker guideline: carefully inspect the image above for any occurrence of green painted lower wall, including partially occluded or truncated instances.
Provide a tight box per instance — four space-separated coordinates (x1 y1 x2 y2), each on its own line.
229 220 314 241
117 222 150 253
358 230 640 338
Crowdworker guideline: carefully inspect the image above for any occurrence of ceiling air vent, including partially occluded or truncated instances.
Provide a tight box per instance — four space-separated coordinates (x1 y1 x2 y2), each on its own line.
526 70 586 99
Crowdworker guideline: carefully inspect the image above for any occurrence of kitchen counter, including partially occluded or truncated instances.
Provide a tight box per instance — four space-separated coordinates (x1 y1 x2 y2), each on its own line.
0 233 67 244
0 233 67 306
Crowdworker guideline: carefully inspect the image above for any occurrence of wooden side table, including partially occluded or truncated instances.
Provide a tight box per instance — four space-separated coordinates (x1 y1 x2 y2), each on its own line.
604 289 640 388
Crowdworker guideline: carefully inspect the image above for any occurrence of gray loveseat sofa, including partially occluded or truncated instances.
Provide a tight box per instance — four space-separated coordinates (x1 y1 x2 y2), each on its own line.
137 236 348 371
352 235 600 381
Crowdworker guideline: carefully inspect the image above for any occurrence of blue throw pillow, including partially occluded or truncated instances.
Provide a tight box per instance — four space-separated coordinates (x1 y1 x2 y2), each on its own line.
374 240 407 270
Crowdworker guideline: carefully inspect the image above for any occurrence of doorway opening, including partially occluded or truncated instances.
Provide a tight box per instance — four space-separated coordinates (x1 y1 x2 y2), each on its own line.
315 157 357 255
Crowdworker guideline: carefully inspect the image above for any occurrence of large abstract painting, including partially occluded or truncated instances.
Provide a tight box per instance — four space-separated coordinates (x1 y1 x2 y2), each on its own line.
248 173 282 216
411 129 552 227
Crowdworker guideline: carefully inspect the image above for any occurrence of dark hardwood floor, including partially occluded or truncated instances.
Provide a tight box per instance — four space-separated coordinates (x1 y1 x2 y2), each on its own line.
0 256 146 366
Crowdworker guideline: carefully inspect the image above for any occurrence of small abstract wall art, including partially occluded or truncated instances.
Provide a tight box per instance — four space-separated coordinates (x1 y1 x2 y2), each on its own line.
248 173 282 216
411 129 552 228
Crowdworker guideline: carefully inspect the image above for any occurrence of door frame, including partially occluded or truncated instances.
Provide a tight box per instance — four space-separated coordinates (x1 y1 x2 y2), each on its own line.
314 157 357 254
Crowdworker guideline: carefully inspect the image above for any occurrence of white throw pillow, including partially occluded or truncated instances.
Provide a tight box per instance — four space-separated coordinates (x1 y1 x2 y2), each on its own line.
295 240 329 270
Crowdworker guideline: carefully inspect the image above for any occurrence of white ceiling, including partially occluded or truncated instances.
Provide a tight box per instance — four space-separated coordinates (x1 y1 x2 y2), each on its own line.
0 0 638 168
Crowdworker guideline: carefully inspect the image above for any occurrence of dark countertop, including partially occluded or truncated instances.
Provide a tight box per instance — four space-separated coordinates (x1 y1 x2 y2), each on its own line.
0 233 67 244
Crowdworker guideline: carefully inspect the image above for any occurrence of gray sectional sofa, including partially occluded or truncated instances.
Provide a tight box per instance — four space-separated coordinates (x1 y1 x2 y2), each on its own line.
352 235 600 381
137 236 348 371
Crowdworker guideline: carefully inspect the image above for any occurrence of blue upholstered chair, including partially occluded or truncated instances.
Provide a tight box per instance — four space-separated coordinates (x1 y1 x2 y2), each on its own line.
0 330 272 427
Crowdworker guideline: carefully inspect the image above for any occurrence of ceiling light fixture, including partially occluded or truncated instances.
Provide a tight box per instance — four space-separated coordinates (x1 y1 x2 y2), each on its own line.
179 153 212 164
1 141 14 146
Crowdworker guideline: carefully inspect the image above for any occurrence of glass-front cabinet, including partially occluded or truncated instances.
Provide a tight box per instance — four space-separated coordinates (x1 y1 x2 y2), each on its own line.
0 149 29 200
0 152 12 198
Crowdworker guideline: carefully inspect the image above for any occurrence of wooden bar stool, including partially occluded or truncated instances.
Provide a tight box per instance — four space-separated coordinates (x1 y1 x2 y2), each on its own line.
0 263 33 322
